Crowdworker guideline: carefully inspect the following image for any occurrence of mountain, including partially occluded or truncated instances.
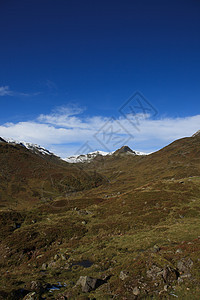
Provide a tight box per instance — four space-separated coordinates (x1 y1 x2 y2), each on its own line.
113 145 148 156
3 138 148 163
65 146 148 163
0 139 106 209
1 132 200 299
4 138 59 158
65 150 110 163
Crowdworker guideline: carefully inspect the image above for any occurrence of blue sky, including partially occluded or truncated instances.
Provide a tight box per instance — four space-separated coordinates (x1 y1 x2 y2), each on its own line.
0 0 200 157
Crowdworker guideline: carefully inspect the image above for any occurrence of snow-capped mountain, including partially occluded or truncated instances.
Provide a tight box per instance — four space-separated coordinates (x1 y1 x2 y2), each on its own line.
1 137 149 163
65 146 148 163
3 138 57 157
65 150 111 163
113 145 148 156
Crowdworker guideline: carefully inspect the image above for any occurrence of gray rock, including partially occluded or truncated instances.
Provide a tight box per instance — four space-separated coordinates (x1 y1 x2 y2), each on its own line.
61 254 67 261
147 265 163 280
26 280 47 294
76 276 105 293
147 265 178 283
54 254 59 260
164 285 168 291
119 270 129 280
132 287 140 296
176 249 183 254
41 263 48 270
23 292 37 300
162 266 178 283
153 244 160 253
76 276 97 292
48 261 57 268
177 258 193 273
55 295 68 300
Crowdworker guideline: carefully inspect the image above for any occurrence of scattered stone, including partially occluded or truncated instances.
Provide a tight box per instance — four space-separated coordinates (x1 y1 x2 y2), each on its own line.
177 258 193 274
177 277 184 284
132 287 140 296
25 280 47 294
153 245 160 253
147 265 163 280
41 263 48 270
176 249 183 254
55 295 68 300
54 254 59 260
119 271 129 280
164 285 168 291
180 274 192 279
48 261 57 268
23 292 37 300
162 266 179 283
61 254 67 261
147 265 178 284
154 282 159 287
76 276 105 292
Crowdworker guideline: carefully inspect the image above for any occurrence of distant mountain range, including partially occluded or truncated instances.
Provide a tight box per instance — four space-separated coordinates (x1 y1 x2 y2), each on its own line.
0 137 149 163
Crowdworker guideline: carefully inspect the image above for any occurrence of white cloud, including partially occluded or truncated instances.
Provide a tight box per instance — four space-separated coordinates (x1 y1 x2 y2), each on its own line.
0 106 200 158
0 85 40 97
0 86 13 96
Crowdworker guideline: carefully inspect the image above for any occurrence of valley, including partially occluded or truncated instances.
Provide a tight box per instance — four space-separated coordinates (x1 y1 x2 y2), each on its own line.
0 134 200 299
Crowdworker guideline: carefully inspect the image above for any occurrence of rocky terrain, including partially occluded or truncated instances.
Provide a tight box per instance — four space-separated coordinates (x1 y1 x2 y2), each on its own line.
0 133 200 299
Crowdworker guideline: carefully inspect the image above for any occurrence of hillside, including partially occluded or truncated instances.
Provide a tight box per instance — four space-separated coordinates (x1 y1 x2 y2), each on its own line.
0 134 200 299
0 141 105 210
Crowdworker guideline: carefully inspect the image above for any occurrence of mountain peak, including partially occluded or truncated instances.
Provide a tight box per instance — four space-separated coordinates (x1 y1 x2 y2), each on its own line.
113 145 135 155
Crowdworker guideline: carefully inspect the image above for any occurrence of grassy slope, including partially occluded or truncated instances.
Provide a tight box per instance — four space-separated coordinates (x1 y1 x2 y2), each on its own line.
0 142 105 210
0 135 200 299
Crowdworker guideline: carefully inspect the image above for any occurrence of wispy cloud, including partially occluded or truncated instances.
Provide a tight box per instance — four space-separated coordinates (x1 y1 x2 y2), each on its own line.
0 85 40 97
0 86 13 96
0 104 200 158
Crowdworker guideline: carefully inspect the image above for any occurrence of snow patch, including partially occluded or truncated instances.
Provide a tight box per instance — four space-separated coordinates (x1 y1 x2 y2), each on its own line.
4 138 55 156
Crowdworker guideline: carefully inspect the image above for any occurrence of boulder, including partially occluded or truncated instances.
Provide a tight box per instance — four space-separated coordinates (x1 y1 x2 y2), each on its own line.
76 276 105 293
